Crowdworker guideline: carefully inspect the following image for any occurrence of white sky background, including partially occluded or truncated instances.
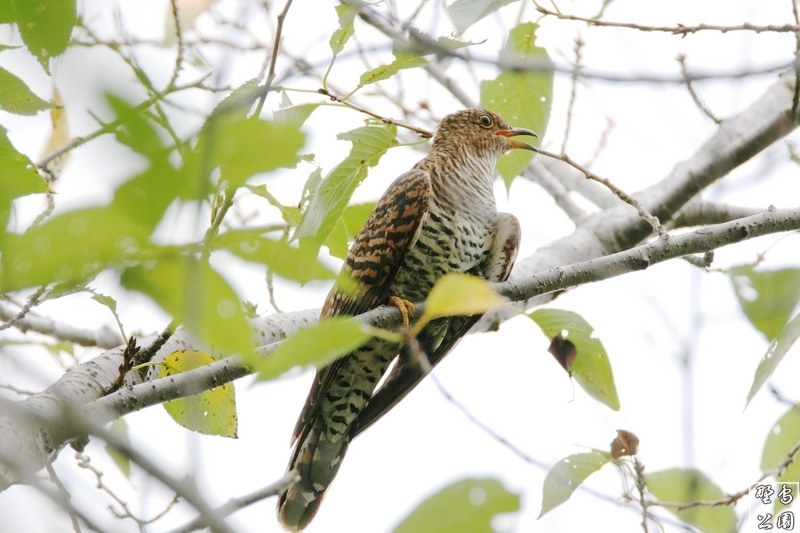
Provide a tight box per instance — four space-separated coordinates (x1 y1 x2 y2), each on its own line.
1 0 800 532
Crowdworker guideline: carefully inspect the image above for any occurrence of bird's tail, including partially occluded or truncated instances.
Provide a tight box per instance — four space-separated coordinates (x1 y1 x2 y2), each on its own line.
277 416 351 531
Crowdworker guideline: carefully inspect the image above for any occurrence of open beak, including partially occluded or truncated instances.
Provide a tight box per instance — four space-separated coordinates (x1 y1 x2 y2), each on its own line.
495 127 538 151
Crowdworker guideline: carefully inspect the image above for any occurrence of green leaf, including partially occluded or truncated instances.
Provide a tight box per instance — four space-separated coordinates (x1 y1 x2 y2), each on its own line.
447 0 519 34
120 256 255 359
527 308 620 411
480 22 553 188
293 123 396 251
274 92 320 130
1 207 150 291
159 349 238 438
0 125 49 232
730 265 800 340
209 78 262 120
245 184 301 226
0 2 14 23
761 405 800 514
356 53 429 90
106 96 192 222
214 230 336 283
323 216 350 260
408 27 483 54
646 469 737 533
746 314 800 405
13 0 77 73
0 66 52 115
393 477 519 533
90 292 117 313
330 3 358 56
539 451 609 518
105 418 131 478
207 116 305 189
414 274 508 335
255 317 371 381
341 202 376 239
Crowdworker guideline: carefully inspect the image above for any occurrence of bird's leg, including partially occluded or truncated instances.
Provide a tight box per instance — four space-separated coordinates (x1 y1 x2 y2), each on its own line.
388 296 415 326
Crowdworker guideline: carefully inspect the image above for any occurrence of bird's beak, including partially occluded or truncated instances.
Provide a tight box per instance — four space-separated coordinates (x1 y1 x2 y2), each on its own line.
496 127 539 151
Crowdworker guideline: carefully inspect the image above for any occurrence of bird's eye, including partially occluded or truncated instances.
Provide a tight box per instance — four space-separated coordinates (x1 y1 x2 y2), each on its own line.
478 115 493 128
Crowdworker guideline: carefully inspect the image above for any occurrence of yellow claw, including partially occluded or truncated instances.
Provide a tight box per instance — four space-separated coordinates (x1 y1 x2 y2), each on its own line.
388 296 415 326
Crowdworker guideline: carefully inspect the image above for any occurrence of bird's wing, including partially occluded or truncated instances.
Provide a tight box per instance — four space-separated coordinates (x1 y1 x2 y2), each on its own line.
352 212 521 438
291 168 431 442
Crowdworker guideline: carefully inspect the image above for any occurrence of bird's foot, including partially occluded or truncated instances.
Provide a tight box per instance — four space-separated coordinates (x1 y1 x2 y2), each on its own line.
388 296 415 326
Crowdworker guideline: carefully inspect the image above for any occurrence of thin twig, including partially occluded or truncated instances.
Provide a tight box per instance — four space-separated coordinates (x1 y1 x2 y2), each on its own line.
634 459 650 533
533 2 800 34
792 0 800 119
254 0 294 118
36 78 210 168
678 54 721 123
0 286 47 333
561 36 584 154
317 88 433 137
584 116 615 168
650 438 800 511
166 0 186 91
46 464 82 533
537 148 665 236
167 472 298 533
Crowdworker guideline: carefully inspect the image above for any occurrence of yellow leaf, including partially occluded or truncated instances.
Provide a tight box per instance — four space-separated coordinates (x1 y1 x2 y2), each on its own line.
42 87 70 172
158 350 238 438
413 274 508 335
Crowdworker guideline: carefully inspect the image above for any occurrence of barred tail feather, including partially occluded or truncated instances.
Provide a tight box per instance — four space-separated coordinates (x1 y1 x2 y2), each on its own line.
278 417 351 531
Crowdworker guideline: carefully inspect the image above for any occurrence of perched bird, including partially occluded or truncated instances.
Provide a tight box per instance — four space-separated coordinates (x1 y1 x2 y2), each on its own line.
278 108 537 530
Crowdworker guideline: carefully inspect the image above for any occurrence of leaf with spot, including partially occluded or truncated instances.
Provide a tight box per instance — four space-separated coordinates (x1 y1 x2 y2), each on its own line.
293 123 397 252
414 274 508 335
539 451 609 518
646 469 737 533
761 405 800 514
0 67 52 115
255 317 371 381
121 256 255 359
393 477 519 533
329 3 358 56
480 22 552 188
214 230 336 284
0 125 49 233
447 0 519 34
12 0 77 72
746 314 800 405
355 53 429 91
528 308 620 411
159 350 238 438
730 265 800 340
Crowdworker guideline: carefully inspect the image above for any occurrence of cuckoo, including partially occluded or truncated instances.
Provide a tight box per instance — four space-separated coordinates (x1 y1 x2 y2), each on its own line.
278 108 537 530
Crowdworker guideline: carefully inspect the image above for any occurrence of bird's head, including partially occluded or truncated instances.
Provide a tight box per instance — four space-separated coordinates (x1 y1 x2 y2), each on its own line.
431 108 538 159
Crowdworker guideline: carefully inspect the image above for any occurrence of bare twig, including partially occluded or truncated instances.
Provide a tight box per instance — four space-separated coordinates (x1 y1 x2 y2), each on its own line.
0 286 47 333
254 0 294 118
166 0 186 91
650 438 800 511
317 88 434 137
561 36 585 154
46 464 82 533
584 116 616 168
533 2 800 35
678 54 721 123
167 472 298 533
634 459 650 533
537 148 666 236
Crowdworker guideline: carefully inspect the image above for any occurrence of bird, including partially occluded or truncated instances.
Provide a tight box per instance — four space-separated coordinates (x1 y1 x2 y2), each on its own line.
278 108 537 530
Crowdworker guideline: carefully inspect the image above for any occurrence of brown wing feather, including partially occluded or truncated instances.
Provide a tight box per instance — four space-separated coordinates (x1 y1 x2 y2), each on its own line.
291 169 431 442
352 213 521 437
